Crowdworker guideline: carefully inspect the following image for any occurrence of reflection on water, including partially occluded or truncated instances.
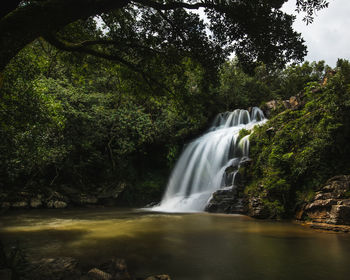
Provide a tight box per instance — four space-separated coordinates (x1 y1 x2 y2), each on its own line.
1 208 350 280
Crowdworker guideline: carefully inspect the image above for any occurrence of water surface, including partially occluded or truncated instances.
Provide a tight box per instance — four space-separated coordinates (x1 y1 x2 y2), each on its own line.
1 208 350 280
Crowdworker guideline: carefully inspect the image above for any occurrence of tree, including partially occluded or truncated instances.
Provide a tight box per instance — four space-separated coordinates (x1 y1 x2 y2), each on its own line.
0 0 329 76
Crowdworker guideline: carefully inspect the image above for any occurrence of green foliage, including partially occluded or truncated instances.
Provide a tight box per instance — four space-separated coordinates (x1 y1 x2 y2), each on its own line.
0 37 220 203
246 60 350 218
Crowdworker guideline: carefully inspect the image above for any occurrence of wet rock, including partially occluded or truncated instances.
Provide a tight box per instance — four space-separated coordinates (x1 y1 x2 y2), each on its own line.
205 187 245 214
87 268 112 280
0 268 12 280
145 201 159 208
27 257 81 280
145 275 171 280
47 200 67 208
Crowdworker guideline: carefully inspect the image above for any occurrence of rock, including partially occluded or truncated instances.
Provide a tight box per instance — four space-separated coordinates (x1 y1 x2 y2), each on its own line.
205 187 245 214
248 196 270 219
47 200 67 208
262 100 279 117
145 275 171 280
289 96 302 109
87 268 112 280
27 257 81 280
12 201 28 208
304 198 337 210
299 175 350 228
329 205 350 225
265 100 278 110
30 197 43 208
0 268 12 280
145 202 159 208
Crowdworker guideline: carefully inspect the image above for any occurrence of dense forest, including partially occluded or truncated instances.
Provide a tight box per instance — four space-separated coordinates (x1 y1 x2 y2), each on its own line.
0 1 348 210
1 32 341 207
2 1 350 280
1 0 349 216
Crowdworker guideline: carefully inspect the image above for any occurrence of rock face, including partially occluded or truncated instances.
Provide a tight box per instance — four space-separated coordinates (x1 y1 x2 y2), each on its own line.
205 187 245 214
247 195 270 219
299 175 350 226
205 159 251 214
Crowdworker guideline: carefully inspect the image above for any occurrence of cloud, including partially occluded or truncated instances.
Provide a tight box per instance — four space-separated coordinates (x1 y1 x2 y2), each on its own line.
282 0 350 66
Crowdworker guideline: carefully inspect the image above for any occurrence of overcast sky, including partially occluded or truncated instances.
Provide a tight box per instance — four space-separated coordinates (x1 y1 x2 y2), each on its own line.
282 0 350 66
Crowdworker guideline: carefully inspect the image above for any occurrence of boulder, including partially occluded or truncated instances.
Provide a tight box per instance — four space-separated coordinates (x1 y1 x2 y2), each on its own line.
205 187 245 214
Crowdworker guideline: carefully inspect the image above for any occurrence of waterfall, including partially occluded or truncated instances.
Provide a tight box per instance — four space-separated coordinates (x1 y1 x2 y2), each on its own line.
152 107 267 212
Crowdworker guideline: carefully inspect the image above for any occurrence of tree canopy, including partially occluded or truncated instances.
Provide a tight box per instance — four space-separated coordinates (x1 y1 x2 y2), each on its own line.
0 0 329 76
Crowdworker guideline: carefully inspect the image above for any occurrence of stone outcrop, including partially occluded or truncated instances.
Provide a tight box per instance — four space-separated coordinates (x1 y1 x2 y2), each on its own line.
205 157 251 214
205 187 245 214
247 195 270 219
298 175 350 228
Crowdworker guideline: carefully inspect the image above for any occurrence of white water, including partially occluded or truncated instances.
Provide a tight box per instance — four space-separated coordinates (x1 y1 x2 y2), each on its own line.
152 107 266 213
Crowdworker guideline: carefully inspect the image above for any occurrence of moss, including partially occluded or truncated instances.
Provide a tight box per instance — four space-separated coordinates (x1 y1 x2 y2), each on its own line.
245 62 350 218
238 128 251 140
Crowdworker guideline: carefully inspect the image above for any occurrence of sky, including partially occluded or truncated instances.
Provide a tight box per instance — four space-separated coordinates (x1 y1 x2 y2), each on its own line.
281 0 350 66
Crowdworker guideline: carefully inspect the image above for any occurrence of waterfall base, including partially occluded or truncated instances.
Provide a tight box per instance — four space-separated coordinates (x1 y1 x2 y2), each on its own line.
153 107 266 213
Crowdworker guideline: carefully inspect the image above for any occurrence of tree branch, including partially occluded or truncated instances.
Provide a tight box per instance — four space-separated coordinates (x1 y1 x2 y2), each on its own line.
43 33 173 94
132 0 216 11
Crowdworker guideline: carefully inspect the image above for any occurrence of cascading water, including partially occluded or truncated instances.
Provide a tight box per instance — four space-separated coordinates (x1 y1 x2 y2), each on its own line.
152 107 266 212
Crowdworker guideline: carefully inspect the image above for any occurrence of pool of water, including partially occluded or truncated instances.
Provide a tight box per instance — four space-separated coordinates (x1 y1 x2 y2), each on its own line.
1 208 350 280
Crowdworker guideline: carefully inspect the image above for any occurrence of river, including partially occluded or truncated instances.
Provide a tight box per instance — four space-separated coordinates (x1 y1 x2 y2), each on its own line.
1 208 350 280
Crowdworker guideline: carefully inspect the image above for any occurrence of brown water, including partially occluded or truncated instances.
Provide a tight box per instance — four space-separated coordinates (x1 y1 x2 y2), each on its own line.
1 208 350 280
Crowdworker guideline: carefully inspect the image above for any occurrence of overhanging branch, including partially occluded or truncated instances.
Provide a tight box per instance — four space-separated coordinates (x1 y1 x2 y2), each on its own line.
43 33 172 94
